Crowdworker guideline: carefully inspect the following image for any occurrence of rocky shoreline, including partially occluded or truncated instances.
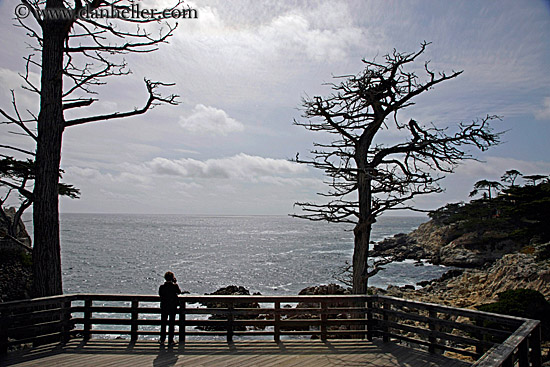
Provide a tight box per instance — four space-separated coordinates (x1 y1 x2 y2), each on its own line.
371 220 525 268
371 251 550 308
369 216 550 307
294 246 550 310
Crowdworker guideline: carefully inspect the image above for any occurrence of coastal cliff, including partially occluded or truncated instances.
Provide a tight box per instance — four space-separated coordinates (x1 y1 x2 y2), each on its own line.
373 180 550 268
0 208 33 302
372 249 550 308
372 219 524 267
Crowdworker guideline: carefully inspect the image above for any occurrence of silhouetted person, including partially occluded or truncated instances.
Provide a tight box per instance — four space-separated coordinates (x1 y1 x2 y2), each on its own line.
159 271 181 344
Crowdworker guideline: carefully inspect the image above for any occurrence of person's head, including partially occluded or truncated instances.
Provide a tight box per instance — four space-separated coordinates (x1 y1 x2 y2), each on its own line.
164 271 175 282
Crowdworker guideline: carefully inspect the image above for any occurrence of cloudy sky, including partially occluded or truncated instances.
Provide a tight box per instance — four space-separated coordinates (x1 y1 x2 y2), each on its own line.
1 0 549 216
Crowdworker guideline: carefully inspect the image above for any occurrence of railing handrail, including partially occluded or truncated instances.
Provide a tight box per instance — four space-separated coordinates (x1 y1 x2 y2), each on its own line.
63 293 372 302
373 294 529 325
0 293 542 366
472 319 541 367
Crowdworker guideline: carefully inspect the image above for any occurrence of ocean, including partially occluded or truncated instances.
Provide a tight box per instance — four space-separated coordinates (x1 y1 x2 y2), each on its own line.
24 214 452 295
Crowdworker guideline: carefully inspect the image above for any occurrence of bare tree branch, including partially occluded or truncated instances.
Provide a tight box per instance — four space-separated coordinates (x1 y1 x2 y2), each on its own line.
0 91 38 141
62 98 95 110
0 145 35 156
64 79 179 127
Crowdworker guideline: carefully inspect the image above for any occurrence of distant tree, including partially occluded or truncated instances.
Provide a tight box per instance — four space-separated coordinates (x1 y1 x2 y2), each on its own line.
293 42 501 294
424 174 550 244
523 174 548 186
0 157 34 241
428 202 465 225
469 180 504 200
501 169 522 187
1 156 79 245
0 0 181 297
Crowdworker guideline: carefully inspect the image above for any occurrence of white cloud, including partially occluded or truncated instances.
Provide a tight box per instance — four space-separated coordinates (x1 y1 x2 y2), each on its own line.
67 167 100 179
146 153 307 180
59 153 316 214
256 13 364 63
174 148 200 155
535 97 550 120
179 104 244 135
173 3 366 64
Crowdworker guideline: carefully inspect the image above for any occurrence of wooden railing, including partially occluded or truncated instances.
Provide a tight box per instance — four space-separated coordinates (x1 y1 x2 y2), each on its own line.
0 294 542 366
370 295 541 367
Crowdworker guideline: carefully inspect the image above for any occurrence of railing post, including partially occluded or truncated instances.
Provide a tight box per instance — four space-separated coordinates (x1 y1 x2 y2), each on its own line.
0 309 8 354
366 298 373 341
382 300 389 343
179 300 186 343
274 301 281 343
517 338 529 367
60 299 72 342
130 300 139 342
428 309 437 354
473 318 484 356
83 298 92 340
503 357 514 367
227 302 234 343
320 301 327 341
530 323 542 367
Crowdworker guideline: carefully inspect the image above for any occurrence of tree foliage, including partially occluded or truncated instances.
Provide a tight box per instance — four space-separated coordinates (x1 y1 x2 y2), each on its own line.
293 42 501 293
429 172 550 244
523 174 548 186
469 179 503 200
0 154 80 247
501 169 522 187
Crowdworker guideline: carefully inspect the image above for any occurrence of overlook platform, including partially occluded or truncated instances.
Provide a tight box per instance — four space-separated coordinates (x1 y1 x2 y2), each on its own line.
0 294 542 367
1 338 472 367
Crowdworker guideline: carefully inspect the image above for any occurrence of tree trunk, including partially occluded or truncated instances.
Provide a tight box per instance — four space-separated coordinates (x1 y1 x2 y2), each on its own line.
352 158 373 294
32 16 68 297
352 219 371 294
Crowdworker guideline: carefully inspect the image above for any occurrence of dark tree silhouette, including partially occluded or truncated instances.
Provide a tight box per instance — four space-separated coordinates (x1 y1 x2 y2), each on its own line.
469 180 504 200
293 43 501 294
523 174 548 186
501 169 522 187
0 0 181 297
0 156 79 244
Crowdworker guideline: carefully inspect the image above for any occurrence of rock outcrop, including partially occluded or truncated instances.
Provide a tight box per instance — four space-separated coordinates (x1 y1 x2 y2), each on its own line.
197 285 263 331
297 283 352 309
371 219 523 268
0 207 32 249
1 208 33 302
298 283 351 296
372 250 550 309
371 233 427 262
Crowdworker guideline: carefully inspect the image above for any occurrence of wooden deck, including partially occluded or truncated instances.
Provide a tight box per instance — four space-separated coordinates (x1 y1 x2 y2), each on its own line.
1 339 472 367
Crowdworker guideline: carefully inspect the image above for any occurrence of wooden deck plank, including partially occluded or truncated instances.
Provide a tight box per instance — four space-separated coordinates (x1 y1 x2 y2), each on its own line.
1 338 472 367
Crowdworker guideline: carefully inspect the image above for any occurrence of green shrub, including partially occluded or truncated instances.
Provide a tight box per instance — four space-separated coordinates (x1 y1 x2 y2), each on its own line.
477 289 550 340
